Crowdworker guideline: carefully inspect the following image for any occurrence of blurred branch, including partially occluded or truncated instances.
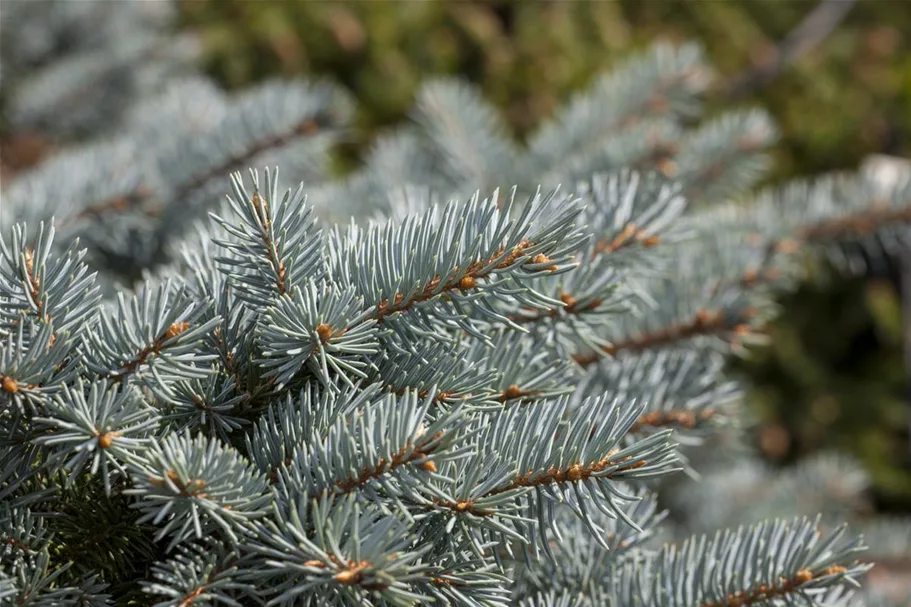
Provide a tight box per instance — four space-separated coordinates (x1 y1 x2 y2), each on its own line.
901 243 911 468
726 0 857 99
865 154 911 470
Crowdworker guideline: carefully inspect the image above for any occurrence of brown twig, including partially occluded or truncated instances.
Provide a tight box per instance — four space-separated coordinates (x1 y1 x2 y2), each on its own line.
798 204 911 242
172 118 320 203
592 223 661 258
375 241 546 321
333 433 442 494
67 117 322 225
248 193 288 296
509 292 604 325
629 408 718 434
701 565 848 607
429 452 648 518
493 384 542 404
109 321 190 381
488 450 647 497
73 187 153 221
572 308 753 367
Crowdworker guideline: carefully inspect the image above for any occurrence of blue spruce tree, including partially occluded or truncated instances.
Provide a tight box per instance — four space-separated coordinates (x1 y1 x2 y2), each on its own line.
1 3 909 605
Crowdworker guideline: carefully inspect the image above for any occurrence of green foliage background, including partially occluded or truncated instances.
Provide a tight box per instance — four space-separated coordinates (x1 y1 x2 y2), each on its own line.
180 0 911 509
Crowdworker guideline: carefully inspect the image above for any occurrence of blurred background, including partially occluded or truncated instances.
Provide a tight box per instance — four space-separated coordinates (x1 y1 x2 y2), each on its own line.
2 0 910 511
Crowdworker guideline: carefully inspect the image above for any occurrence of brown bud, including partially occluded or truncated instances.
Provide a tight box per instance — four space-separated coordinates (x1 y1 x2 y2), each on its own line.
316 323 333 343
503 385 523 400
1 376 18 393
559 292 577 309
164 322 190 341
639 234 661 247
98 432 114 449
335 568 362 584
458 275 476 290
795 569 814 584
24 248 35 274
566 464 584 482
420 460 437 473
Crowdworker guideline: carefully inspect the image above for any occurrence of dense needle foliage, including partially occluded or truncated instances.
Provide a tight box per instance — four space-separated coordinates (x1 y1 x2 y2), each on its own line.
2 2 911 605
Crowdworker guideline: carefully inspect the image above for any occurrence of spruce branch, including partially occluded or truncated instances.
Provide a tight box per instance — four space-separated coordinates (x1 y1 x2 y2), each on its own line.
246 494 436 605
158 80 348 205
511 490 665 602
0 320 78 414
537 118 684 194
419 395 678 555
212 168 323 306
246 382 383 484
125 432 270 552
415 556 512 607
141 539 257 607
329 185 587 339
615 517 871 607
525 43 710 189
169 116 321 205
706 171 911 277
571 226 779 367
84 279 219 396
675 109 778 204
798 204 911 243
502 172 685 348
572 305 759 367
371 338 501 411
256 281 378 390
162 377 250 442
0 504 52 561
410 79 516 194
2 547 84 607
272 388 471 513
579 349 739 441
32 379 159 496
0 220 100 337
6 31 911 604
474 330 577 405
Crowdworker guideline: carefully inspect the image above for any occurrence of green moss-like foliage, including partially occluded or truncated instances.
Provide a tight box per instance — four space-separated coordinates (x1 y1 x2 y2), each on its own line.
178 0 911 180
